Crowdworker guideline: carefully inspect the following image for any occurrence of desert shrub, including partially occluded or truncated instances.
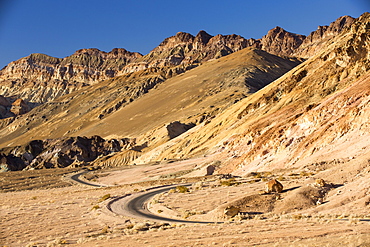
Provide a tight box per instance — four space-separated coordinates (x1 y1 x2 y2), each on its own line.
292 214 303 220
220 180 232 186
92 205 100 210
133 222 150 231
183 210 196 219
101 226 111 234
300 171 314 177
176 186 189 193
168 188 176 193
99 194 111 202
220 178 239 186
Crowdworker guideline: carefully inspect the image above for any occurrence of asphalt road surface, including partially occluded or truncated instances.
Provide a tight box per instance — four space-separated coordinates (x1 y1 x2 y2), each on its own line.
107 184 222 224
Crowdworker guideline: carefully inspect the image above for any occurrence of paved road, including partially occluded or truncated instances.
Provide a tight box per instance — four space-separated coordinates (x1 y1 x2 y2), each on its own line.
68 170 107 187
107 184 222 224
67 171 370 223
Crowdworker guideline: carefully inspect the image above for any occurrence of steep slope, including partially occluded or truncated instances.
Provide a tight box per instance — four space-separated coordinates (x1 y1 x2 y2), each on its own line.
79 48 299 138
131 12 370 174
259 15 355 58
0 32 257 106
0 15 354 108
0 13 364 171
0 48 300 169
294 15 355 58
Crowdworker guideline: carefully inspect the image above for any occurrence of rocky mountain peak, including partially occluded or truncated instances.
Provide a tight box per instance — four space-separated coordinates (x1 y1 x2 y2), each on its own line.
293 15 356 58
261 26 306 56
109 48 142 57
27 53 61 65
194 30 213 45
157 32 195 48
0 13 364 113
72 48 102 56
0 46 143 104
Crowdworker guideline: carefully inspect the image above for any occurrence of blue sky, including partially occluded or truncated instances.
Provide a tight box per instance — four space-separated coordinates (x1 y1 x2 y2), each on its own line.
0 0 369 69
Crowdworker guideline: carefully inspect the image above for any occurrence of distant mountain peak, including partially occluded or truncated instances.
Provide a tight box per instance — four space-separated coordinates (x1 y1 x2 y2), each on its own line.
195 30 213 45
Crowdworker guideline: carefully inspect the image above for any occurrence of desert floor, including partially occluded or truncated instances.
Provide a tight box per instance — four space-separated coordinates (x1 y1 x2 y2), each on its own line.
1 158 370 247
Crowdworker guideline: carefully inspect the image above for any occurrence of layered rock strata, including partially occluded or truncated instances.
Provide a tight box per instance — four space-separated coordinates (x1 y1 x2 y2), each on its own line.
0 135 136 171
0 15 355 108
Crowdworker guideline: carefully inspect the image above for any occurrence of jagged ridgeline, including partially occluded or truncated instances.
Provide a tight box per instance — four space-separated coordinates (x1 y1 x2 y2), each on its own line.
0 13 367 171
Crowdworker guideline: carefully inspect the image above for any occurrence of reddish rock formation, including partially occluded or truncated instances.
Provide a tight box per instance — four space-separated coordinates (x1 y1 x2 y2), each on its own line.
265 179 284 193
10 99 30 115
260 26 306 57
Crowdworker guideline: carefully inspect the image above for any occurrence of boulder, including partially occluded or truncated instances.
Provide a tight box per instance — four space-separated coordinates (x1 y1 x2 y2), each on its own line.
206 165 216 175
166 121 195 139
265 179 283 193
224 205 240 217
10 98 30 115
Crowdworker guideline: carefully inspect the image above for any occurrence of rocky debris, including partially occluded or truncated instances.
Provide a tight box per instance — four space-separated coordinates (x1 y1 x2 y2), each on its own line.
10 98 30 115
265 179 283 193
314 178 326 187
166 121 196 139
224 205 240 217
95 149 142 167
0 96 33 118
0 136 136 171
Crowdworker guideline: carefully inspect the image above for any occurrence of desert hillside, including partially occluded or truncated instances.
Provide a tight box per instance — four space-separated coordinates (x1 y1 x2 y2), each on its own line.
1 12 370 247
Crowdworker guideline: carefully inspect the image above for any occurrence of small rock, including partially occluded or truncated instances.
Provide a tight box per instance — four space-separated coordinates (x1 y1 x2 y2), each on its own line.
265 179 283 193
224 205 240 217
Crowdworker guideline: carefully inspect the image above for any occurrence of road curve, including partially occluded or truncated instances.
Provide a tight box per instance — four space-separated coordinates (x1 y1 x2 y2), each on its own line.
66 170 108 187
107 184 222 224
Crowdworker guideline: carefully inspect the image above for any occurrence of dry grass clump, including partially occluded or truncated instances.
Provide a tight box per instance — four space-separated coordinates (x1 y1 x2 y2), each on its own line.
220 178 240 186
120 222 173 234
182 209 206 219
176 186 189 193
98 194 111 202
46 237 68 246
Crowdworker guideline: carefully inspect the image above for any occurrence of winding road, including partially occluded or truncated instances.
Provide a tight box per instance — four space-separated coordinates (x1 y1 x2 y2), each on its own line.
107 184 222 224
67 170 370 224
67 170 108 187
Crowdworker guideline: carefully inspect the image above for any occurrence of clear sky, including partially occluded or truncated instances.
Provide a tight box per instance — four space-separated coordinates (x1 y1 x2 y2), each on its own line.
0 0 369 69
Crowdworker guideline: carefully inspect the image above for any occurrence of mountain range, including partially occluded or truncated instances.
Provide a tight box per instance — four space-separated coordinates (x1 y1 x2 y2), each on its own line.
0 12 368 175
